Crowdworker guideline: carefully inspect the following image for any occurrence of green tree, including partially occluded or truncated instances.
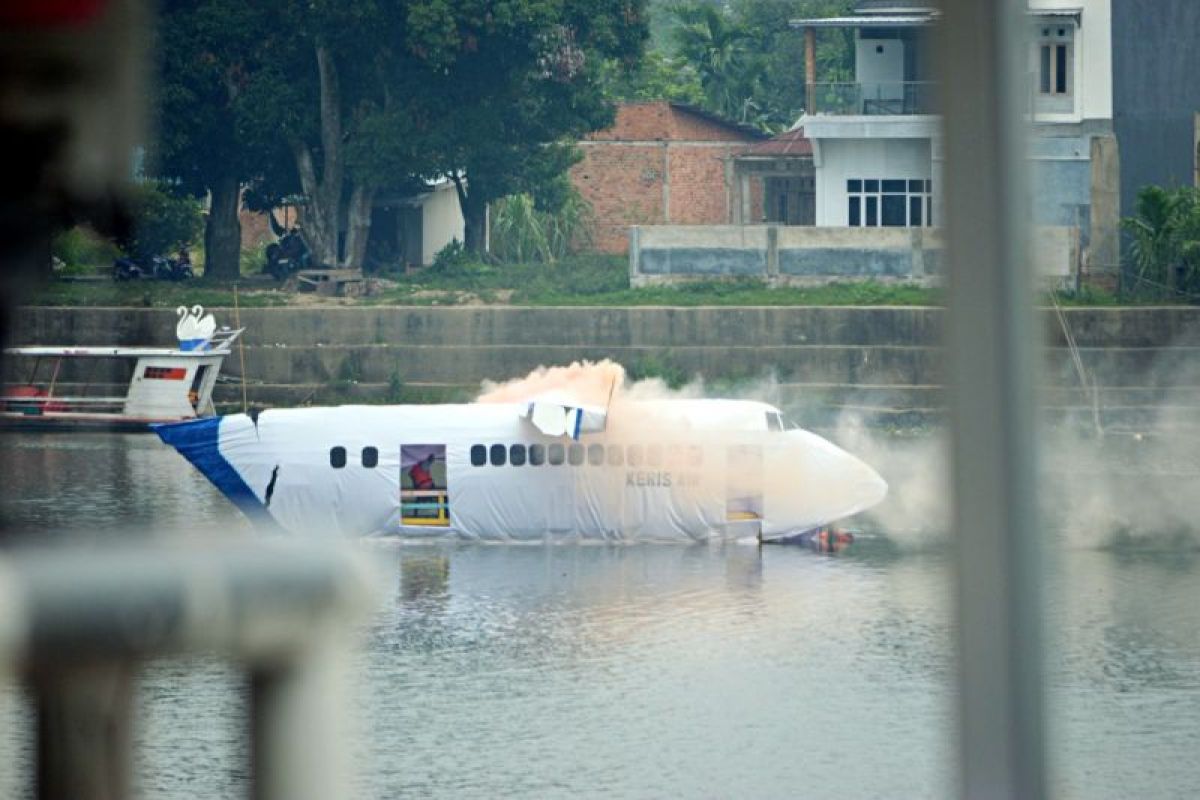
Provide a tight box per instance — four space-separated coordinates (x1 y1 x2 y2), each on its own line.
152 0 290 279
669 3 757 122
412 0 649 254
121 183 205 260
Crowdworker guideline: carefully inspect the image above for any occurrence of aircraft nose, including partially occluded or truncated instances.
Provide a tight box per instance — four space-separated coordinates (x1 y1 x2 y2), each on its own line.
770 431 889 532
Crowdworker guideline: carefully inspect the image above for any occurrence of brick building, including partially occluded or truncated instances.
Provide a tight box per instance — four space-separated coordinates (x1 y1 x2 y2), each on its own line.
571 101 769 253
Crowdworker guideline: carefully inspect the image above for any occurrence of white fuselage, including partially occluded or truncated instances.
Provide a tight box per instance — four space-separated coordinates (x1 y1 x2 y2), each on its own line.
158 399 888 542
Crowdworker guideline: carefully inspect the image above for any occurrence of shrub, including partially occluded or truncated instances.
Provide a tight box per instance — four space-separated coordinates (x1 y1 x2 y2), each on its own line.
491 187 595 264
1121 185 1200 298
51 227 121 272
122 182 204 259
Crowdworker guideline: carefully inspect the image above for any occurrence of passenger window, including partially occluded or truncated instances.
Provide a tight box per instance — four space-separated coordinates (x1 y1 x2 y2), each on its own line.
647 445 662 467
470 444 487 466
510 444 527 466
529 444 546 466
688 445 703 467
588 444 605 466
361 447 378 468
490 444 507 466
628 445 643 466
767 412 783 431
568 444 585 466
549 443 565 465
667 444 682 465
607 444 624 466
330 446 346 469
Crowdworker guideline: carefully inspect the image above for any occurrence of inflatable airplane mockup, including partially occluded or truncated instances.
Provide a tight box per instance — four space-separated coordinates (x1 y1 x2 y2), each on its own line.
156 397 887 542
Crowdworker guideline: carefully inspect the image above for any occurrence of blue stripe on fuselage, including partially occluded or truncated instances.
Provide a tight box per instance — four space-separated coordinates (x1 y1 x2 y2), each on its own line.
153 416 275 527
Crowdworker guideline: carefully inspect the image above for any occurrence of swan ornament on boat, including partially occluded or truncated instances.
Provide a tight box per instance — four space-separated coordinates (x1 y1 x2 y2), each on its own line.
176 305 217 351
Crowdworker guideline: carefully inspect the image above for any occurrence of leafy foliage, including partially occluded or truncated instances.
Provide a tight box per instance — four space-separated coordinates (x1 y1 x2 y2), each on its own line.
121 183 205 260
616 0 854 130
51 228 122 272
491 188 595 263
1121 185 1200 298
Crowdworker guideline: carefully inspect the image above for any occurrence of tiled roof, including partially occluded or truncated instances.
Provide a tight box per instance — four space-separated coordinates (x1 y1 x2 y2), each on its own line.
742 127 813 157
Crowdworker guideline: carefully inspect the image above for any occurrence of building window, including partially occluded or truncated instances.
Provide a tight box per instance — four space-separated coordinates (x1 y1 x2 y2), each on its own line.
330 447 346 469
1037 26 1072 96
847 178 932 227
470 444 487 467
361 447 378 468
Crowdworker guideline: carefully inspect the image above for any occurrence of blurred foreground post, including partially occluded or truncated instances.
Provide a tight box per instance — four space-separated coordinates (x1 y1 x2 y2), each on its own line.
938 0 1046 798
0 545 376 800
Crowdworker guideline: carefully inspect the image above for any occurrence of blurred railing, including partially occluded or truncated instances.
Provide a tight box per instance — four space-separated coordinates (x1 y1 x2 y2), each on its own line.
0 544 377 800
808 82 938 115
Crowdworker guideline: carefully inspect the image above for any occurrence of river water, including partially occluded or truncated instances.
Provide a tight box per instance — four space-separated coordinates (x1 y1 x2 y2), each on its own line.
2 432 1200 798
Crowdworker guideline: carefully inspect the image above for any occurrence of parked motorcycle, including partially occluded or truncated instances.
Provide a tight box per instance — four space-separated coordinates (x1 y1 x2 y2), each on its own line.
112 253 193 282
265 228 311 280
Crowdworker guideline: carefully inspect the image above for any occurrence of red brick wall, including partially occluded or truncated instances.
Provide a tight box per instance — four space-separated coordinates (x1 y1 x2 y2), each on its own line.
572 144 665 254
573 102 760 253
667 145 733 225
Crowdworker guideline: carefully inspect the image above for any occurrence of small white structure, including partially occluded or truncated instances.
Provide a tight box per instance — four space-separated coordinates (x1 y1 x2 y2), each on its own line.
368 178 475 268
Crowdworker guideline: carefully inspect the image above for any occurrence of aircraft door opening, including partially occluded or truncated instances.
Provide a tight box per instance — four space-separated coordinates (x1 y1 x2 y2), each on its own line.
725 445 763 533
401 444 449 527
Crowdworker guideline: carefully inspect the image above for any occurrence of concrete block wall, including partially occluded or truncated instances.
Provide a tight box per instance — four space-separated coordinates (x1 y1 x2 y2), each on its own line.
631 225 1077 286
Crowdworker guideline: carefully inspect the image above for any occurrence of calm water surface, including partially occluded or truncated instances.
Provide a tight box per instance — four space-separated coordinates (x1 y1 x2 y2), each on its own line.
3 433 1199 798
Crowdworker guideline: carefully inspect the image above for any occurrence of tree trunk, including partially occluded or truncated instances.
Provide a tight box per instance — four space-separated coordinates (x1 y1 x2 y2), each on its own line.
452 175 488 255
341 183 375 270
288 40 344 269
204 174 242 279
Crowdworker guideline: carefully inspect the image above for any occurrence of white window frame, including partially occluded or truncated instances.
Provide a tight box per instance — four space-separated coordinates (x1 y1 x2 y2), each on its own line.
1036 25 1073 97
846 178 933 228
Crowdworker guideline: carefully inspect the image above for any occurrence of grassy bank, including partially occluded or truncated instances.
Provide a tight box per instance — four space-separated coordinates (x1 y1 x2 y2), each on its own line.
17 253 1154 308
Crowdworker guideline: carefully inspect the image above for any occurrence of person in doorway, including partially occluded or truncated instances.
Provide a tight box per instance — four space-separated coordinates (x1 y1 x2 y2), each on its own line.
408 454 436 491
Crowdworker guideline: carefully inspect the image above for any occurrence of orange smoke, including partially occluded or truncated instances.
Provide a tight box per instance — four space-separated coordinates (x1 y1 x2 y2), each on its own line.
476 359 627 406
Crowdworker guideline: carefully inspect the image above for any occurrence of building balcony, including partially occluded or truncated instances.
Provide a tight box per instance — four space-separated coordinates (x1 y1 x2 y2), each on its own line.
808 82 937 116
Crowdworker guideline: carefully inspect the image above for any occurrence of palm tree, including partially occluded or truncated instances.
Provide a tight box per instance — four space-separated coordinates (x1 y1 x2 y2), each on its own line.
669 3 758 121
1121 185 1195 295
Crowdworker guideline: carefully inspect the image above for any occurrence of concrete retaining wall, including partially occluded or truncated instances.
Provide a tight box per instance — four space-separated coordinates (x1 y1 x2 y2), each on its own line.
630 225 1077 286
8 306 1200 421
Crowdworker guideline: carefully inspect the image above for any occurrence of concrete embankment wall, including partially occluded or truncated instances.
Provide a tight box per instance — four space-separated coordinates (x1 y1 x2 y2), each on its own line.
9 306 1200 422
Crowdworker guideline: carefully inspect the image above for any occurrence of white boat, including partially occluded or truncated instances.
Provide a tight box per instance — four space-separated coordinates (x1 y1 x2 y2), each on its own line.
155 394 888 542
1 306 242 432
